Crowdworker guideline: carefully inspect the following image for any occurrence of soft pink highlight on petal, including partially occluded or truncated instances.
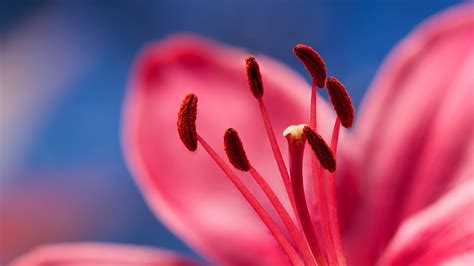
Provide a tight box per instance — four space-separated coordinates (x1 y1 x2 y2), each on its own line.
346 4 474 264
10 243 200 266
376 181 474 266
122 34 349 265
438 253 474 266
400 48 474 217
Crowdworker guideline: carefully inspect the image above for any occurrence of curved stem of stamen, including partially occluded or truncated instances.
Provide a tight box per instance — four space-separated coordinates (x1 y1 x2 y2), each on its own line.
310 80 317 129
309 80 337 264
313 157 338 265
249 167 317 266
196 135 304 266
327 118 347 266
257 98 298 218
287 137 327 266
309 80 340 265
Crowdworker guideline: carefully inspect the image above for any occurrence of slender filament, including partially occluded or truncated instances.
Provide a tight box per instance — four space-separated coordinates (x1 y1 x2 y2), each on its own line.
287 135 327 266
249 167 316 266
196 135 304 266
327 118 347 265
309 80 338 264
258 98 298 218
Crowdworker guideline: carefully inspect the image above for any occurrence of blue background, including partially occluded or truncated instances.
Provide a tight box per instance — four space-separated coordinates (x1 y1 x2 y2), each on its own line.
0 0 461 264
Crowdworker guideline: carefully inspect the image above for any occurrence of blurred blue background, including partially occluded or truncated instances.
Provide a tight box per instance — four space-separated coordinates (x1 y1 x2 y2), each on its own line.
0 0 461 264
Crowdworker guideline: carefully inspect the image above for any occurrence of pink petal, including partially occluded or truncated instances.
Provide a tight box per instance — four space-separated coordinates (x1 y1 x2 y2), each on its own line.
348 4 474 264
376 180 474 266
10 242 201 266
122 34 348 265
438 253 474 266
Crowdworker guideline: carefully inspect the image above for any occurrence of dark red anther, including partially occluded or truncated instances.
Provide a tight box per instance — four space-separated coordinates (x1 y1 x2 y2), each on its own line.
245 56 264 99
293 44 327 88
224 128 251 171
326 77 355 128
177 93 198 151
303 126 336 172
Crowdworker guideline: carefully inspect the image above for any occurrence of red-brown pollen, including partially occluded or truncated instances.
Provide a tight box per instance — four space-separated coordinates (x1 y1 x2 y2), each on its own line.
245 56 264 99
303 126 336 172
224 128 252 171
326 77 355 128
293 44 327 88
177 93 198 151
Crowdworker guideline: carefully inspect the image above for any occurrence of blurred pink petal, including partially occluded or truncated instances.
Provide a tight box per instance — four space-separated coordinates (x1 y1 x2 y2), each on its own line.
10 243 201 266
377 180 474 265
348 4 474 264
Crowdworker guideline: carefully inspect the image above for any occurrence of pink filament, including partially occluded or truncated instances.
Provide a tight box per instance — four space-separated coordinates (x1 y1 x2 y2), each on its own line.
309 81 338 265
287 136 327 266
327 118 347 265
310 80 317 129
197 134 304 266
314 159 338 265
257 98 298 218
249 167 316 266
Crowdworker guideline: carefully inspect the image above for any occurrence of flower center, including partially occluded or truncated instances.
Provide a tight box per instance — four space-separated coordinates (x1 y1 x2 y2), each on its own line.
177 45 354 266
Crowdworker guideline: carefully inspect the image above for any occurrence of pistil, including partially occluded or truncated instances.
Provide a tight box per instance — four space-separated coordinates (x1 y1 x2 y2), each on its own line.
285 125 327 266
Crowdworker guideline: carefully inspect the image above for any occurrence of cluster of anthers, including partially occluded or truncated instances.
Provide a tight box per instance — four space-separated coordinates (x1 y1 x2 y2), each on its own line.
177 44 354 266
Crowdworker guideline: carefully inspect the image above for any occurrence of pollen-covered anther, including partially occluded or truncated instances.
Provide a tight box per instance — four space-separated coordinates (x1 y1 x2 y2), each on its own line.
327 77 355 128
245 56 264 99
177 93 198 151
224 128 251 171
303 126 336 172
293 44 327 88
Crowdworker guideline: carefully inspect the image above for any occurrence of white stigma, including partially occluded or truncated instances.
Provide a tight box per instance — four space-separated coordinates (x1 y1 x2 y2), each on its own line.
283 124 307 147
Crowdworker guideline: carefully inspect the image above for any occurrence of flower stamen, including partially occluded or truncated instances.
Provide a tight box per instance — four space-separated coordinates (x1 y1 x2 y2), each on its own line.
245 56 264 99
245 56 298 220
293 44 327 88
325 76 353 265
326 77 354 128
303 126 336 173
177 93 198 151
326 77 354 265
327 118 347 266
224 128 252 171
177 95 304 265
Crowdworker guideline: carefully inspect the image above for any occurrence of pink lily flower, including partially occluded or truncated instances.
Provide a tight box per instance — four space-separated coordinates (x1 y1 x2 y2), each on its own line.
11 4 473 266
